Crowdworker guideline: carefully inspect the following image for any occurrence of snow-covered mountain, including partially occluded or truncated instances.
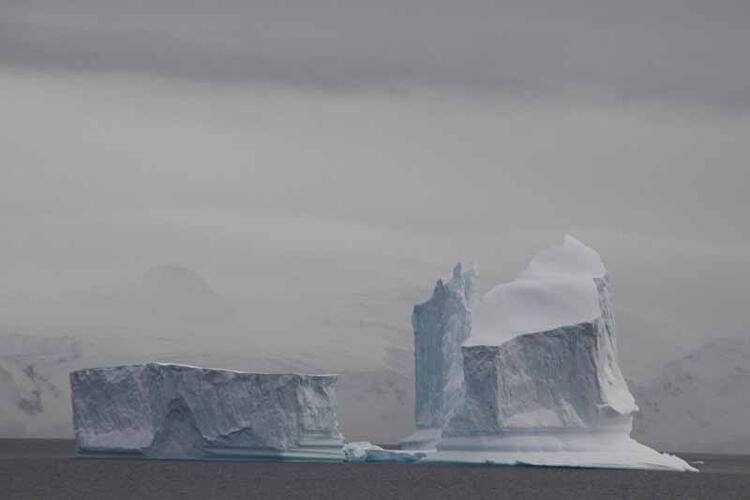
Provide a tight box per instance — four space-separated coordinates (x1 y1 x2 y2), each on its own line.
104 264 238 327
0 333 84 437
632 337 750 454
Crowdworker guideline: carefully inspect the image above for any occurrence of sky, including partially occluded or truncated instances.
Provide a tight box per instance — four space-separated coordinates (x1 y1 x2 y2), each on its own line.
1 0 749 377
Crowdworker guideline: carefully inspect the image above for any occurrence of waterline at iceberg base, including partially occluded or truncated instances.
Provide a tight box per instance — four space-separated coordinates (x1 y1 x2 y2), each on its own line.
427 432 691 470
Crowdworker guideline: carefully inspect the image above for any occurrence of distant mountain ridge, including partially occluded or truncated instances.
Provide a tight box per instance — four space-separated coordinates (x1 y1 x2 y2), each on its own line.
633 337 750 454
105 264 237 326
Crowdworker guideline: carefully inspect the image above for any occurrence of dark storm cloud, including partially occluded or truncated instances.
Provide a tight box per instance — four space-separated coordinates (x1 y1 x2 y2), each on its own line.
1 0 749 108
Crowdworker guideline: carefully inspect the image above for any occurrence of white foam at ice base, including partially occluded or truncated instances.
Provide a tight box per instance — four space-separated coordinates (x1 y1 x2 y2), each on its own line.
425 433 697 471
344 441 426 463
467 235 604 347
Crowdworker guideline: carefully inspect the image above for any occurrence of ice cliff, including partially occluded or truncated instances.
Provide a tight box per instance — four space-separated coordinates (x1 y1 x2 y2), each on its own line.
401 263 476 449
70 363 344 461
410 236 694 470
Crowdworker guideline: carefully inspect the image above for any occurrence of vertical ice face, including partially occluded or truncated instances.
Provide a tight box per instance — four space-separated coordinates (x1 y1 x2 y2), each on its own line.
403 263 476 447
447 320 633 435
70 363 345 461
452 235 636 431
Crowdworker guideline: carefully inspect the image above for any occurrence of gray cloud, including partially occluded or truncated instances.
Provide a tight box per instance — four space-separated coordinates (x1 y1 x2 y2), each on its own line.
2 0 750 109
1 70 748 365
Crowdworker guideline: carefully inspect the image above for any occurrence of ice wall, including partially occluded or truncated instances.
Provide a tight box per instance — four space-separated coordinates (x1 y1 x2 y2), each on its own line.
401 263 476 449
70 363 344 461
450 236 635 433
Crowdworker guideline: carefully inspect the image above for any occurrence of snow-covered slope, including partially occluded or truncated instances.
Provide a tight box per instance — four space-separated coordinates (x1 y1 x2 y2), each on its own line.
468 235 606 347
633 337 750 454
0 334 83 437
71 363 344 461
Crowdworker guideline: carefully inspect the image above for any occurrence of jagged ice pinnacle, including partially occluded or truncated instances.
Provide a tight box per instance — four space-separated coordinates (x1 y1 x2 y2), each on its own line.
401 263 476 449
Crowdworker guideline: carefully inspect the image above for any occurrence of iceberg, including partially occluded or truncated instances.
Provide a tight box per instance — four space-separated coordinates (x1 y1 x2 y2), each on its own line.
66 236 695 471
400 263 476 450
70 363 344 461
344 441 425 463
411 236 695 471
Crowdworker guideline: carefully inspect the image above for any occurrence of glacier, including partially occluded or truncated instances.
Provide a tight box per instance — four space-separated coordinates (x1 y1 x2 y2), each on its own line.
70 363 344 461
408 236 694 471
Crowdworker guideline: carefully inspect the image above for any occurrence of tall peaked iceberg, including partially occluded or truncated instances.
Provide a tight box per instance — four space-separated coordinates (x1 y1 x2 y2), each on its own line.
401 263 477 449
412 236 694 470
70 363 345 462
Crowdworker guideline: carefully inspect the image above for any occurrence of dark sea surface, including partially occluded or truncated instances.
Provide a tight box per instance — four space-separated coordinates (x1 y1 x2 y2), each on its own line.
1 439 748 499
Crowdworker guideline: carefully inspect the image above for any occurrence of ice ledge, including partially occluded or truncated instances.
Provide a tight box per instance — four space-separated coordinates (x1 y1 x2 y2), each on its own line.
344 442 426 463
425 433 696 471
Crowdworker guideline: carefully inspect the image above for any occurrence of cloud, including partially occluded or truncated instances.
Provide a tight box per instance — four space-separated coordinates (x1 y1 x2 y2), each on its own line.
1 0 749 109
1 67 747 243
1 17 749 379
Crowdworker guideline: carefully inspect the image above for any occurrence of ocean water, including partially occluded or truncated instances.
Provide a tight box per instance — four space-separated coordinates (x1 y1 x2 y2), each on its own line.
1 440 748 499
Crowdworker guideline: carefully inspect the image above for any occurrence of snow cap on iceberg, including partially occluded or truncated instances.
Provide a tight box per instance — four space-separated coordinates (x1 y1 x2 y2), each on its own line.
466 235 606 347
518 234 606 280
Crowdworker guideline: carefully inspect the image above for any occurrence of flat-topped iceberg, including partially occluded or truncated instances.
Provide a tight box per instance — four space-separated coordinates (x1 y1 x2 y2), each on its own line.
70 363 344 461
410 236 694 471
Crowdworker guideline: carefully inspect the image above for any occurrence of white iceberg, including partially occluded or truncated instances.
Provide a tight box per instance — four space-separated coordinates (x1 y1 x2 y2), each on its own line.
70 363 344 461
400 263 476 450
343 441 375 462
344 441 425 463
413 236 695 471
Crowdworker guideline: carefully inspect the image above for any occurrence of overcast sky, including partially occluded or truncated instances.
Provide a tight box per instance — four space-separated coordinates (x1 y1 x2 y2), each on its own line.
1 0 749 374
2 0 750 108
